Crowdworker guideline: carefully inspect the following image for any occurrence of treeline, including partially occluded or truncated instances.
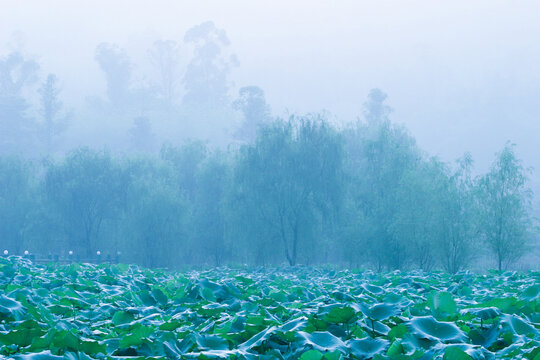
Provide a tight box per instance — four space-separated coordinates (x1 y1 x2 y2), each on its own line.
0 106 536 272
0 22 271 156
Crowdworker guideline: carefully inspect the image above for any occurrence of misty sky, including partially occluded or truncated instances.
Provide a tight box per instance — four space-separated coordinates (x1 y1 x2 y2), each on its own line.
2 0 540 205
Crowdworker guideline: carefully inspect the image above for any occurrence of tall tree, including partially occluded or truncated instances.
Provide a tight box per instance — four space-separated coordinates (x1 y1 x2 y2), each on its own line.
0 157 34 255
128 116 157 153
478 143 535 271
161 141 208 202
236 116 343 266
148 40 181 104
121 158 184 268
182 21 238 107
232 86 271 142
363 88 392 124
38 74 68 154
194 153 230 266
95 43 132 108
436 154 479 273
44 148 128 257
343 89 420 270
392 158 444 271
0 52 39 154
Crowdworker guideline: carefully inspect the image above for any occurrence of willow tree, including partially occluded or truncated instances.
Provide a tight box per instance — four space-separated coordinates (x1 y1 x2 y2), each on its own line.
44 148 128 257
478 144 534 271
343 89 420 270
235 115 343 266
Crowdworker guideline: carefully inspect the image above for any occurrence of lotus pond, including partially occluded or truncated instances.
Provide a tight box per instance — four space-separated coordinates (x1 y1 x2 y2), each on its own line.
0 257 538 360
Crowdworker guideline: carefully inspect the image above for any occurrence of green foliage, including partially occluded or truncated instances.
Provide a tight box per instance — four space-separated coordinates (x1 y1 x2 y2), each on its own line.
0 257 538 359
427 291 457 319
0 156 35 255
477 143 535 271
0 102 537 270
443 346 473 360
44 148 127 257
408 316 466 343
235 115 343 266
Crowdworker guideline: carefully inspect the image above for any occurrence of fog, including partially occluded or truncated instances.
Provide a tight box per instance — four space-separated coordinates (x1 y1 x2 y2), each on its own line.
3 1 539 177
0 1 539 269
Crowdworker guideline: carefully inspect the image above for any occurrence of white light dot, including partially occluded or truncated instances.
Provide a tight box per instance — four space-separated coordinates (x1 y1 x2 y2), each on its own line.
24 250 29 255
96 251 101 256
3 250 8 255
68 250 73 255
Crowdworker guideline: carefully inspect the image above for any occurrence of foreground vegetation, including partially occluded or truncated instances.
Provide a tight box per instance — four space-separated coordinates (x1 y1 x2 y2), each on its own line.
0 257 538 359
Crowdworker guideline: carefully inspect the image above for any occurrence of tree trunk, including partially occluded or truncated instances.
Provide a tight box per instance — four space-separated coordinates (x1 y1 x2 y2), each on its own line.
291 223 298 266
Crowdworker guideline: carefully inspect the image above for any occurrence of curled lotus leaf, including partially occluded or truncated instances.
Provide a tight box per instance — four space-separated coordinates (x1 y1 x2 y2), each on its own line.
408 316 466 343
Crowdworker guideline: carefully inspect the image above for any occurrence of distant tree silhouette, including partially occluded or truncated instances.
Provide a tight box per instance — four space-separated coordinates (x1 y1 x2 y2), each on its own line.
38 74 69 154
148 40 181 104
95 43 132 108
233 86 271 142
128 116 157 152
182 21 238 108
363 88 392 125
0 51 39 154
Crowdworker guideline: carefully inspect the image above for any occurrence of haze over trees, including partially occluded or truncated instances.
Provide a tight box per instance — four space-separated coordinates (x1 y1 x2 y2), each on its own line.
477 144 535 271
0 94 537 271
0 22 538 272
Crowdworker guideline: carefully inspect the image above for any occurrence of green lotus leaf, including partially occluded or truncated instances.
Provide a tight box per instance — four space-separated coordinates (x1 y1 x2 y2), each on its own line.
238 326 276 350
0 328 45 347
0 294 26 321
12 351 64 360
112 310 135 326
323 306 356 324
279 317 308 332
323 350 343 360
63 351 97 360
79 338 106 355
388 324 409 340
408 316 466 343
119 325 154 348
521 284 540 301
360 303 399 321
300 349 324 360
199 303 227 317
501 314 539 337
461 307 501 320
297 331 347 353
427 292 457 317
468 324 500 348
347 337 389 359
361 284 384 295
525 347 540 360
136 291 157 307
478 297 520 314
443 346 472 360
362 318 391 336
151 288 168 306
386 340 405 358
158 319 183 331
193 333 229 351
51 329 81 351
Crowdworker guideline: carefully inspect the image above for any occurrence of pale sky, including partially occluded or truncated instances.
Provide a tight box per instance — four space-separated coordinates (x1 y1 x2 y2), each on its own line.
2 0 540 206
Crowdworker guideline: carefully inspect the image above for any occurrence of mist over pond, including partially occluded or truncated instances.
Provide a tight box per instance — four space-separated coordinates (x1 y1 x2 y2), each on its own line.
0 1 539 270
0 3 539 360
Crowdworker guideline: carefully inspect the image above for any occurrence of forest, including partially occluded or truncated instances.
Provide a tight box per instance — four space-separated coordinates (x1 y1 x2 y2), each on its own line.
0 101 536 272
0 22 538 272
